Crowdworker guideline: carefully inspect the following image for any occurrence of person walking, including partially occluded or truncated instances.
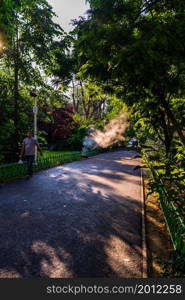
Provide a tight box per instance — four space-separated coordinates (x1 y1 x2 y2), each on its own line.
19 131 42 179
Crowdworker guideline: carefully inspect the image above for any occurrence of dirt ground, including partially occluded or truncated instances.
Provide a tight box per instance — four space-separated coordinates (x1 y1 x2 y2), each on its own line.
144 179 174 277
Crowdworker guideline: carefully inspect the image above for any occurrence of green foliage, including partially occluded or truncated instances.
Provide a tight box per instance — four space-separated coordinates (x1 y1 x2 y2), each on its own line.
0 151 82 182
67 127 87 150
74 0 185 144
0 0 69 161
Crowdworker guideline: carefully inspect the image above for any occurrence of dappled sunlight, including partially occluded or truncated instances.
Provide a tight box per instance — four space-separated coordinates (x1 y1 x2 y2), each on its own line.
20 211 30 218
0 33 6 52
49 173 61 178
0 268 21 278
0 151 143 277
45 157 141 203
32 241 73 278
105 235 139 277
146 215 164 228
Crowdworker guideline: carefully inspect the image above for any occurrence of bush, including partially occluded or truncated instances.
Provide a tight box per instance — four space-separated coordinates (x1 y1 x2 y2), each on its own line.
67 127 88 150
50 127 88 151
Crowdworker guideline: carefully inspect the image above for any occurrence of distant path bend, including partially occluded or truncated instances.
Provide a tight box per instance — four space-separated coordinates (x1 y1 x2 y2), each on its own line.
0 150 144 278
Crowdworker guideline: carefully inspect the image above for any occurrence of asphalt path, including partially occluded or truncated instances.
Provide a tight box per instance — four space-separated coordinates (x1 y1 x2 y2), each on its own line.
0 150 143 278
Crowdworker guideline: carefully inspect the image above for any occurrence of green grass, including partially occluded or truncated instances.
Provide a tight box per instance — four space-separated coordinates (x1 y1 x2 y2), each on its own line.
0 149 99 183
43 150 79 157
42 150 80 158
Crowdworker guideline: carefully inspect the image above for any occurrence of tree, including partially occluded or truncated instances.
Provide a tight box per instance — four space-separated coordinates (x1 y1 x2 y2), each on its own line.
0 0 64 151
73 0 185 144
39 104 80 147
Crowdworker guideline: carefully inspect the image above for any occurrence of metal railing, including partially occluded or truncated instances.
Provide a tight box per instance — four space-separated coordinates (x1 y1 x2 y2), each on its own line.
0 150 99 183
143 151 185 255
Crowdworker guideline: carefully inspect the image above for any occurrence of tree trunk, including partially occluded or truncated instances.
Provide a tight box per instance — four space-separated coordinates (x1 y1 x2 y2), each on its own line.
161 97 185 145
79 80 88 119
72 78 76 112
158 109 172 156
13 23 20 152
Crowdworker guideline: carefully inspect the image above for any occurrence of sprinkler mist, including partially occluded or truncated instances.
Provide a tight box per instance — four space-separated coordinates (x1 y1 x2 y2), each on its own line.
82 112 128 156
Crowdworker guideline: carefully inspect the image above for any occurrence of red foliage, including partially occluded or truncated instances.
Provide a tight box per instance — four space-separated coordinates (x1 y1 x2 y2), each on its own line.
39 105 79 142
52 105 79 139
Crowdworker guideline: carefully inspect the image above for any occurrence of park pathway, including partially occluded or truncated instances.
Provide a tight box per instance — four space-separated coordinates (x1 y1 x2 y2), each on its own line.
0 150 144 278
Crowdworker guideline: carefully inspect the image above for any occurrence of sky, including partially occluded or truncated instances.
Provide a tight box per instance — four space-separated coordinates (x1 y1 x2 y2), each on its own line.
48 0 90 32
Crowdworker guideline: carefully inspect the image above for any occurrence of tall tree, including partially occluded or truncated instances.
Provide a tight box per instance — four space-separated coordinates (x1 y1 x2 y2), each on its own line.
1 0 64 150
73 0 185 144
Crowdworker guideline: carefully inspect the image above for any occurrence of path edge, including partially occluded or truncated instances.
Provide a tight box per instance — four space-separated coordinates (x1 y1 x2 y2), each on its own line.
141 168 147 278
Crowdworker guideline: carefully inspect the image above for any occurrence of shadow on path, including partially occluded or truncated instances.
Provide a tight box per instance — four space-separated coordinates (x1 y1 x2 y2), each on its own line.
0 150 143 278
